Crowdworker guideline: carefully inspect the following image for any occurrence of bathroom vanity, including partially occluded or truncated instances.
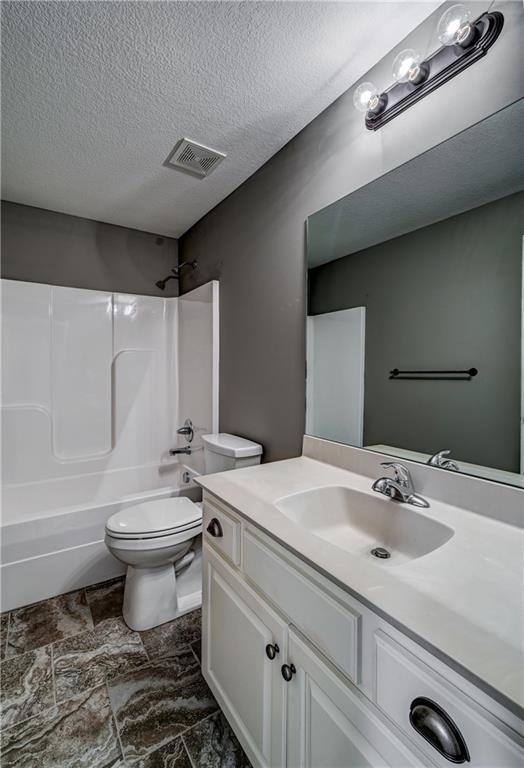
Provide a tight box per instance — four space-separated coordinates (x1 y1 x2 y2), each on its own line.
197 439 524 768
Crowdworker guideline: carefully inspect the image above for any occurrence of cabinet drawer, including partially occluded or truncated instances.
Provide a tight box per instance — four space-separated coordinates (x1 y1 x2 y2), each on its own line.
243 528 361 683
374 631 524 767
203 497 241 566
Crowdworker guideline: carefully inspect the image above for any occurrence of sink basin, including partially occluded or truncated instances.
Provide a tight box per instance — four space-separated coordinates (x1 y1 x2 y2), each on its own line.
275 486 453 565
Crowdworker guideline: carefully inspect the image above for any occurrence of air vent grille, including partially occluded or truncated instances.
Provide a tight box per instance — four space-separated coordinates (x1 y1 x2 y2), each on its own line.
164 138 226 178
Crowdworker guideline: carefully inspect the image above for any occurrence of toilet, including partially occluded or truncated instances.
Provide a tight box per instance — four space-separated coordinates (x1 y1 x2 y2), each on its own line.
105 433 262 631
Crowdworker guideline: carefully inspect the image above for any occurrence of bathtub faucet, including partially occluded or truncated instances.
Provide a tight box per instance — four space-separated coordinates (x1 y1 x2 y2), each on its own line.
169 446 192 456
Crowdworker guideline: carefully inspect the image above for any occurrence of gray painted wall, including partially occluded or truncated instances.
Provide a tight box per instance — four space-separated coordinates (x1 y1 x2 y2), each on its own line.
308 193 523 473
1 202 179 297
179 1 524 462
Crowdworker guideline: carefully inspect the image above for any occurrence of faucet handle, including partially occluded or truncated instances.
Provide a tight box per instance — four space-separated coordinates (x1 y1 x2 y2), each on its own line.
380 461 412 489
176 418 194 443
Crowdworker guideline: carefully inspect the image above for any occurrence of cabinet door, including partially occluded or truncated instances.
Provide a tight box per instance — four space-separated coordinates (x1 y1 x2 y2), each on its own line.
286 629 424 768
202 546 287 768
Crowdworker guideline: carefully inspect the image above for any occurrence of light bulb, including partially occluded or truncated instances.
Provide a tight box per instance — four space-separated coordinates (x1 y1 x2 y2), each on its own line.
437 4 476 47
392 49 421 84
353 82 382 113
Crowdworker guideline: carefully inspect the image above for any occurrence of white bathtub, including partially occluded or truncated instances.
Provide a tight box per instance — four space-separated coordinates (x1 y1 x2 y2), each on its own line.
0 463 202 612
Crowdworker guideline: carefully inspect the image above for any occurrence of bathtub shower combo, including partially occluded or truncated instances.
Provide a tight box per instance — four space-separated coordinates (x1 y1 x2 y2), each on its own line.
0 278 219 615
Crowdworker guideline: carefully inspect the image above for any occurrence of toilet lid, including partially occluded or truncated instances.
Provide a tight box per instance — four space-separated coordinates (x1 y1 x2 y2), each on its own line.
106 497 201 539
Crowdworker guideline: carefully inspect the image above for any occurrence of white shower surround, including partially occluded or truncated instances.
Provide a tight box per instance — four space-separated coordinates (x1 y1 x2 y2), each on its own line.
0 279 219 611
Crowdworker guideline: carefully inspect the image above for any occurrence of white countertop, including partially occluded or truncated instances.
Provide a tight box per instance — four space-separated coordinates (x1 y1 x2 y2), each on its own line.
197 456 524 717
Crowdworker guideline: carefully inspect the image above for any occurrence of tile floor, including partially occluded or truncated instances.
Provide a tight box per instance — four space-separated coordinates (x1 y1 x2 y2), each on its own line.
0 577 252 767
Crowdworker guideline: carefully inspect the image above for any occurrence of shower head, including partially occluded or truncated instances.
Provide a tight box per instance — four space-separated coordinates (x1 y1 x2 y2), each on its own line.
174 260 197 277
155 261 197 290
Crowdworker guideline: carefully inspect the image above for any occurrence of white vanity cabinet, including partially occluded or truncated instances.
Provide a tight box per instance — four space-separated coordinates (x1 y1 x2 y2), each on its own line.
202 548 287 767
201 492 524 768
286 629 423 768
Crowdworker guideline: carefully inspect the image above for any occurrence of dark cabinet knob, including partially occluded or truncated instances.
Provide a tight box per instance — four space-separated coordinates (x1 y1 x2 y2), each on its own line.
409 697 470 763
281 663 296 682
206 518 223 538
265 643 280 660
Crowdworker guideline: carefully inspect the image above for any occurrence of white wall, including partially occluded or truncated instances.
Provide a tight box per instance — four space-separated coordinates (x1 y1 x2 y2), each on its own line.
176 281 220 474
1 279 219 517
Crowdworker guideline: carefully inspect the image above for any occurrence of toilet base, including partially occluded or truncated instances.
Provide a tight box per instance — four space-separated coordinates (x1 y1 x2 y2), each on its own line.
123 563 179 631
122 545 202 632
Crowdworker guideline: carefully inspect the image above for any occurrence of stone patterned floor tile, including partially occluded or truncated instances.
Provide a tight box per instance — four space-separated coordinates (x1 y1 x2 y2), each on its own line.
140 609 202 659
0 684 124 768
108 648 217 762
0 646 54 729
6 590 93 657
1 613 9 660
86 577 126 626
183 712 252 768
131 736 192 768
53 617 148 702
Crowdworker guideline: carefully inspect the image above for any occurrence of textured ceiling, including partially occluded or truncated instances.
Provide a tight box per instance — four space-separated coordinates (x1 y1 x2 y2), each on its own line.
2 1 440 237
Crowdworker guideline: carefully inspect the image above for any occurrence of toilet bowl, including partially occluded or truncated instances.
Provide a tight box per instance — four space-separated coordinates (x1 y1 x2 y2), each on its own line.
105 433 262 631
105 496 202 631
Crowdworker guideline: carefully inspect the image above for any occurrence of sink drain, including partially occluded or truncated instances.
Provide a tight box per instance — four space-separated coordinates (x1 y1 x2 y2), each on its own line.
371 547 391 559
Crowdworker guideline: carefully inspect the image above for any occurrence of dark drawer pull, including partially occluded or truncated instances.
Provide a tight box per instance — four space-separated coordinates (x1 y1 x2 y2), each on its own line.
265 643 280 660
281 663 296 682
206 518 223 538
409 697 470 763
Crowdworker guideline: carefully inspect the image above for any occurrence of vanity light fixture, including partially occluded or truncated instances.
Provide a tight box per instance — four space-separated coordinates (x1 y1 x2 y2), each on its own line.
354 6 504 130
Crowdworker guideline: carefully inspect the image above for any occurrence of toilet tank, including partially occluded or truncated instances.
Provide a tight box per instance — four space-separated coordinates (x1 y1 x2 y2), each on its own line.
202 433 262 474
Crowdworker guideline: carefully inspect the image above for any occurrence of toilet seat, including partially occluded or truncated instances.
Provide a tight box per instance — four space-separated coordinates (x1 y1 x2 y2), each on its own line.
105 521 202 552
106 497 202 540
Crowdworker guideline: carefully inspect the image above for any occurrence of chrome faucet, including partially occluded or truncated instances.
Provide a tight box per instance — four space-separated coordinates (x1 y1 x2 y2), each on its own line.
427 450 459 471
169 419 194 456
372 462 429 508
176 418 194 443
169 445 192 456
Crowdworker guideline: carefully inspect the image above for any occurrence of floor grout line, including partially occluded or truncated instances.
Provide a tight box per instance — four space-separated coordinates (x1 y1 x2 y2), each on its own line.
0 641 57 732
180 732 198 768
100 666 217 766
50 642 57 707
82 587 93 626
184 707 220 735
1 639 54 665
136 629 150 662
1 592 213 764
101 642 199 689
3 612 11 659
3 612 98 659
3 584 195 661
104 679 128 766
131 708 218 768
2 613 133 662
0 682 108 734
190 643 201 666
0 700 58 734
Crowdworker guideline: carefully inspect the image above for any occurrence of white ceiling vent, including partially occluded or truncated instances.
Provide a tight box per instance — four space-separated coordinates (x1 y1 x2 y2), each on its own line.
164 138 226 178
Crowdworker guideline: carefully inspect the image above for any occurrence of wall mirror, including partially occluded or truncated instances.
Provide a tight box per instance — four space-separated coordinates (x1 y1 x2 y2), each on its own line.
306 100 524 488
